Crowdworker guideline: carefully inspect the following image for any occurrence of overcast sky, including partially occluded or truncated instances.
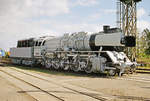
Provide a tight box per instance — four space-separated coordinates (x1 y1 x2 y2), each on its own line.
0 0 149 50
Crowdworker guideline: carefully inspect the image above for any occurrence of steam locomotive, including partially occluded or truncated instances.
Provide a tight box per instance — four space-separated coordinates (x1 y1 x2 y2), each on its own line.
10 26 136 76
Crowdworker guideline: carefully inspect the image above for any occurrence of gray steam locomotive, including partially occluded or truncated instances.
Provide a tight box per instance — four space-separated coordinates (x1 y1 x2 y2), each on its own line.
10 26 136 76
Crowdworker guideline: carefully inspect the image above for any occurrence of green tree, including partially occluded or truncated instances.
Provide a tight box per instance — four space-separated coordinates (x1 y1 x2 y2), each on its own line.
144 28 150 55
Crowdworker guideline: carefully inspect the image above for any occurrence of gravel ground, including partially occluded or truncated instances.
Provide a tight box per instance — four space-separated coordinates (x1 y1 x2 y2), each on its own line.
0 65 150 101
0 75 36 101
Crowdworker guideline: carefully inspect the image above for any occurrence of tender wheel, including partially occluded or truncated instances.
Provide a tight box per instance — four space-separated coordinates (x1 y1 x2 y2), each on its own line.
108 69 116 76
15 59 22 65
84 63 93 73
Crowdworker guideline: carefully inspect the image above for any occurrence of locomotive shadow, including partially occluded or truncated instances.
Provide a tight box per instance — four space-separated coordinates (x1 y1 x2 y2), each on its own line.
7 64 113 78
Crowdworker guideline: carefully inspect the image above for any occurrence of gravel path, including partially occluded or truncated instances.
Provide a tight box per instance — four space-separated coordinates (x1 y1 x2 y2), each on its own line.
0 65 150 101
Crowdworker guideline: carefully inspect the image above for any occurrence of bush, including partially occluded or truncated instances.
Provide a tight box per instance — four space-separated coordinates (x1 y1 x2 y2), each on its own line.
138 52 150 58
145 47 150 55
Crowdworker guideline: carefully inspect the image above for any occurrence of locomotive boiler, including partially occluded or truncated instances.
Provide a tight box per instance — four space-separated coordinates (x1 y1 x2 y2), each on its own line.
10 26 136 76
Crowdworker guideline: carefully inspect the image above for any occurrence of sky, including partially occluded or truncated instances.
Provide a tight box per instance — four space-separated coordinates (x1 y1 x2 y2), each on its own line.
0 0 150 50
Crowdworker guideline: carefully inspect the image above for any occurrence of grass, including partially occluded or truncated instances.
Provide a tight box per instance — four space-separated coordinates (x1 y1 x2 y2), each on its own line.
137 57 150 69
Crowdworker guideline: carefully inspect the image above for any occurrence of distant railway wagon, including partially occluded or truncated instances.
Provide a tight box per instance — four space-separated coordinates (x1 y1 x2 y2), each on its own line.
0 49 5 57
10 26 136 76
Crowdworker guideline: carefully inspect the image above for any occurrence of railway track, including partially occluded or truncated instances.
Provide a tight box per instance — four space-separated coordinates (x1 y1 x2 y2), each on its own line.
136 68 150 74
10 67 114 100
1 65 150 100
0 69 64 101
117 74 150 84
5 66 150 101
0 66 114 101
11 68 107 101
136 68 150 71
